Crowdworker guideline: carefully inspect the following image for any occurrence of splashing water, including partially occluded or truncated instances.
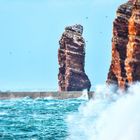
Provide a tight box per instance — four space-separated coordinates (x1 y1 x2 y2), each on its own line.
0 84 140 139
66 83 140 140
78 90 89 100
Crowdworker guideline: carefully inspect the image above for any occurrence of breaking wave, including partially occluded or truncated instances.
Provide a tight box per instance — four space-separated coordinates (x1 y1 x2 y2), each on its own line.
66 83 140 140
77 90 89 100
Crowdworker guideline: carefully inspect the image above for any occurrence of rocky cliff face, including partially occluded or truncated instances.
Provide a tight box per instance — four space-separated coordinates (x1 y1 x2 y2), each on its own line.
107 0 140 89
125 0 140 83
58 24 91 91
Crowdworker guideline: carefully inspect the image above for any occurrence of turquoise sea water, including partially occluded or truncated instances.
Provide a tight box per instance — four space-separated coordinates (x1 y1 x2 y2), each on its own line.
1 84 140 140
0 98 86 140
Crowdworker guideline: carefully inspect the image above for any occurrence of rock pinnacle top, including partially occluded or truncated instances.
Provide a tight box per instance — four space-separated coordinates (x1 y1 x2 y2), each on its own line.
65 24 83 34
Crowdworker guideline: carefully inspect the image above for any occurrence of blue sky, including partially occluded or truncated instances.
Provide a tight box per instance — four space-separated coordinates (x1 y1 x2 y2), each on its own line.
0 0 126 91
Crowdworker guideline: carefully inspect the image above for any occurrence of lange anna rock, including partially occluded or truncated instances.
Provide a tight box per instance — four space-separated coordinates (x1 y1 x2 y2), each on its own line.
58 24 91 92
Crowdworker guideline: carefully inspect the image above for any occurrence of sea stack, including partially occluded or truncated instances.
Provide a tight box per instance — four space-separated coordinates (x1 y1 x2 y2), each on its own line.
58 24 91 92
107 0 140 89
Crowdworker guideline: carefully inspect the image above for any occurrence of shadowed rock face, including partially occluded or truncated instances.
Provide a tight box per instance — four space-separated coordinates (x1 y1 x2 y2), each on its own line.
107 0 140 89
58 24 91 92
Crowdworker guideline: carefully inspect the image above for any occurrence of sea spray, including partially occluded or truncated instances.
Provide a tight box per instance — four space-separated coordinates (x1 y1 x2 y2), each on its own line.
66 83 140 140
77 90 89 100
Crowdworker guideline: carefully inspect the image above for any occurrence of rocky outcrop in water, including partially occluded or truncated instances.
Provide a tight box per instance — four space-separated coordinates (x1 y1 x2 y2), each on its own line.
58 24 91 91
107 0 140 89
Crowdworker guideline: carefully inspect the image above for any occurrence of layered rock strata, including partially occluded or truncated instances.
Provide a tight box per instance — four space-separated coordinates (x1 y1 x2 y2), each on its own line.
58 24 91 91
107 0 140 89
125 0 140 83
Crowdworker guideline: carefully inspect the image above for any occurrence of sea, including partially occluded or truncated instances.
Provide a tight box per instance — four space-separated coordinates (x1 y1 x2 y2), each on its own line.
0 84 140 140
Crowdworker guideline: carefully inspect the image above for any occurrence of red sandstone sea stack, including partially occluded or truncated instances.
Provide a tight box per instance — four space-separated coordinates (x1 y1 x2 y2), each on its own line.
107 0 140 89
58 24 91 92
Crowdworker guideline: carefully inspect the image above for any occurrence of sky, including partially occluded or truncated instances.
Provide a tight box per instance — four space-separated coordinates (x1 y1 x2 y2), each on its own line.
0 0 126 91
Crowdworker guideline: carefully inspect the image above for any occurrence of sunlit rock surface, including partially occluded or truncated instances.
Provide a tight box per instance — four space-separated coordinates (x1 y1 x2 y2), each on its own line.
125 1 140 83
58 24 91 91
107 0 140 89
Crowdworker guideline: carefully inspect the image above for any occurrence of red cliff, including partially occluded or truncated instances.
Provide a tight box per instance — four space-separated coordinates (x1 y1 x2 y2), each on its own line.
107 0 140 89
58 24 91 92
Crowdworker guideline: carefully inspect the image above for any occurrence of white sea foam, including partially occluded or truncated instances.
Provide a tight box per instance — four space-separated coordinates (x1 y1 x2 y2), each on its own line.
43 96 54 100
66 83 140 140
0 112 7 115
78 90 89 100
34 96 54 102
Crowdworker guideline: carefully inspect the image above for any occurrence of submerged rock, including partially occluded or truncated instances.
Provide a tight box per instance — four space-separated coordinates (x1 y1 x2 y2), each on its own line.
107 0 140 89
58 24 91 91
